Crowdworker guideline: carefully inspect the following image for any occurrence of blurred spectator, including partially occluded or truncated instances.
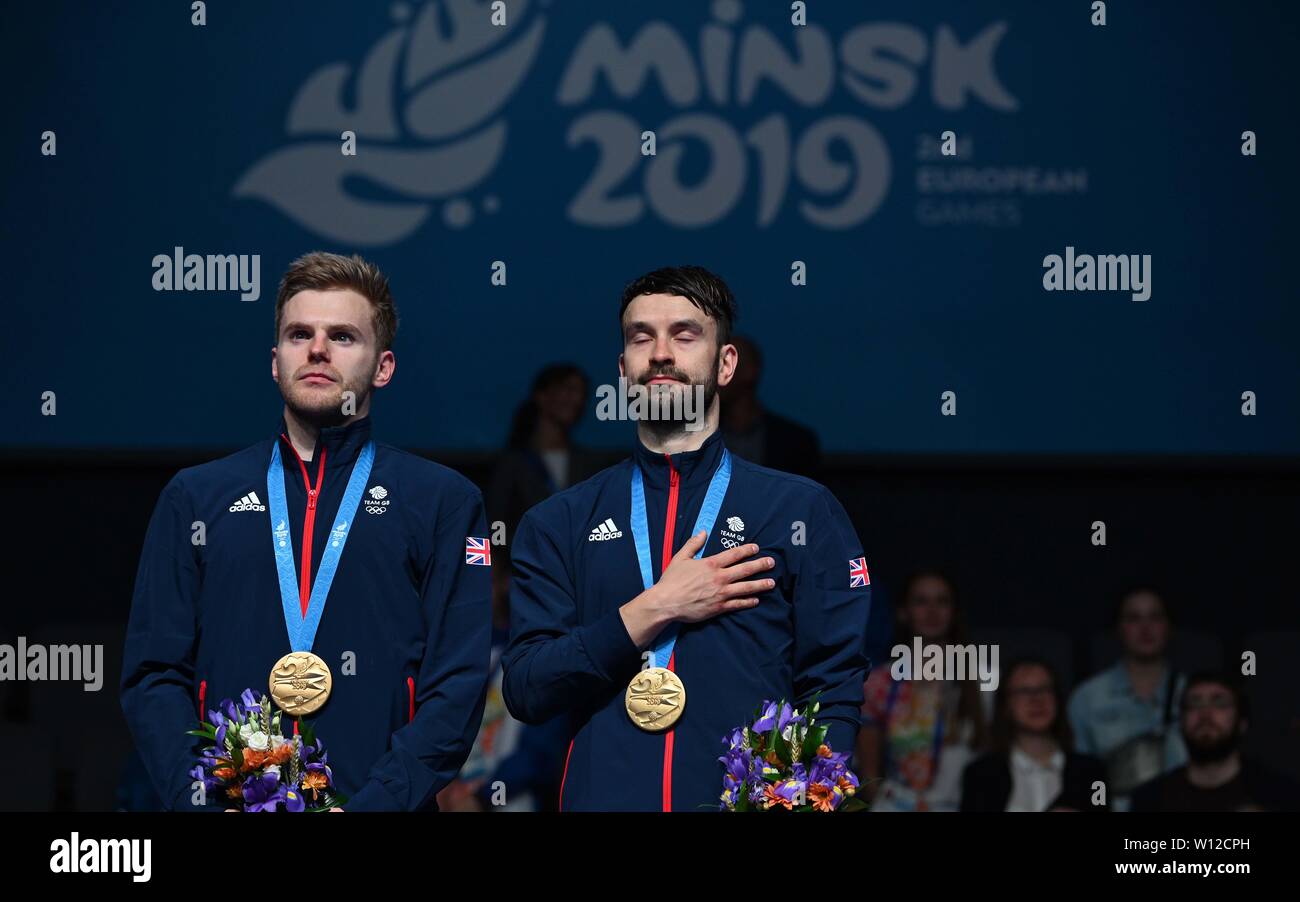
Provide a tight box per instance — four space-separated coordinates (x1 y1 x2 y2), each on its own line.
1068 587 1187 810
444 367 594 811
961 658 1107 811
858 571 988 811
720 335 822 480
486 363 597 561
1132 672 1300 812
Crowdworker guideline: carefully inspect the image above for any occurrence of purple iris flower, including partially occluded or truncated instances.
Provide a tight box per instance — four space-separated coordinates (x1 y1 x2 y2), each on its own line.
751 700 804 736
240 688 262 712
751 700 779 733
301 738 327 765
723 726 746 750
777 702 805 734
719 747 754 793
221 698 242 726
242 772 287 812
808 757 836 786
283 788 306 813
189 764 220 794
768 778 805 808
207 708 225 728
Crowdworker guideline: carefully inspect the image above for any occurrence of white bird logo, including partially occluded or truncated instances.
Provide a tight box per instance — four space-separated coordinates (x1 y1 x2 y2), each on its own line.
235 0 547 246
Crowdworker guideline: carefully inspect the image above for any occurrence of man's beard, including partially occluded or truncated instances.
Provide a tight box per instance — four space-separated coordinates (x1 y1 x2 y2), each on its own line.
637 360 718 440
279 370 366 428
1185 724 1241 765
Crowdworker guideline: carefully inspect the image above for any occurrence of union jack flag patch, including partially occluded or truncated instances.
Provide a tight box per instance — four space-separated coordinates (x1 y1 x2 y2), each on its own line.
849 557 870 588
465 536 491 566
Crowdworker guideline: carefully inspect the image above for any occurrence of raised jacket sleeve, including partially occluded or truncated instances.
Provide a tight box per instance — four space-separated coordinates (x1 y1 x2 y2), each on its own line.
501 509 641 724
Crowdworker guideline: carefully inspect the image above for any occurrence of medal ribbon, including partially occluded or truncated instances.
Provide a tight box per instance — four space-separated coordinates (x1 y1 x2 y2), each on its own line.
630 449 731 669
267 440 374 652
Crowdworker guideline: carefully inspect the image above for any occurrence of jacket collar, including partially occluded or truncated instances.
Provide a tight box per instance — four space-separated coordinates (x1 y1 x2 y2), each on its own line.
632 427 727 490
277 414 373 474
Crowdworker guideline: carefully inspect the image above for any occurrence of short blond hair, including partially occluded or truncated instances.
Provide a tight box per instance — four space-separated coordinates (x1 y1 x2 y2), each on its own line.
275 252 398 351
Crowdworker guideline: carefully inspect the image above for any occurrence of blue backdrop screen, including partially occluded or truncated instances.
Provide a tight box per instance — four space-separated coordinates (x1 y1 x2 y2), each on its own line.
6 1 1297 454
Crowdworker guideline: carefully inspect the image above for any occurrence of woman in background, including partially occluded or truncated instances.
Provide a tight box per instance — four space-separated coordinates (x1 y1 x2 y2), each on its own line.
486 363 593 547
857 570 989 811
961 658 1107 811
440 364 592 811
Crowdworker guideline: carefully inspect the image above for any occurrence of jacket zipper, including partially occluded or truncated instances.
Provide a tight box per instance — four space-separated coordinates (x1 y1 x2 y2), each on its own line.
660 452 679 813
407 676 416 723
198 679 207 721
281 434 327 616
561 455 681 813
558 738 575 811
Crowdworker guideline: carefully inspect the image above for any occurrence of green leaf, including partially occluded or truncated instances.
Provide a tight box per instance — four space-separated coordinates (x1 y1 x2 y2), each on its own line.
804 724 828 759
772 730 792 767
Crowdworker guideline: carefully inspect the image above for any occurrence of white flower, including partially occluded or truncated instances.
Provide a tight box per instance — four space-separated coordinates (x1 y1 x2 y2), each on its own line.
246 730 270 751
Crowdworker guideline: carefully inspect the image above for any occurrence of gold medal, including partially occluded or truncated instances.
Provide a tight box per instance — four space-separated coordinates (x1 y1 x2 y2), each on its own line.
625 667 686 731
269 651 332 717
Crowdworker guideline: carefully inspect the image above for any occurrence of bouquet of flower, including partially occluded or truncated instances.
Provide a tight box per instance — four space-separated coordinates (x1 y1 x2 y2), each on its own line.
186 688 343 812
719 697 864 812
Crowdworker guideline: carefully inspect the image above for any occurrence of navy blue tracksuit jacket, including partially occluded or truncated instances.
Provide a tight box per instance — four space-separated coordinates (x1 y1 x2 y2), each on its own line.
502 430 872 811
120 416 492 811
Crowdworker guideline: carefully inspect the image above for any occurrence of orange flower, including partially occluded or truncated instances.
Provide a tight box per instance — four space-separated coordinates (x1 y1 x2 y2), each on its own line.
808 784 837 812
226 785 243 799
302 771 329 800
241 749 267 772
837 774 857 796
762 784 795 811
816 744 833 758
267 744 294 767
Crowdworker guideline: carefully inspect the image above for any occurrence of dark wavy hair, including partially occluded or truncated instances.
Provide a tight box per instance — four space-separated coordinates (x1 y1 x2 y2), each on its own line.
618 265 738 348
